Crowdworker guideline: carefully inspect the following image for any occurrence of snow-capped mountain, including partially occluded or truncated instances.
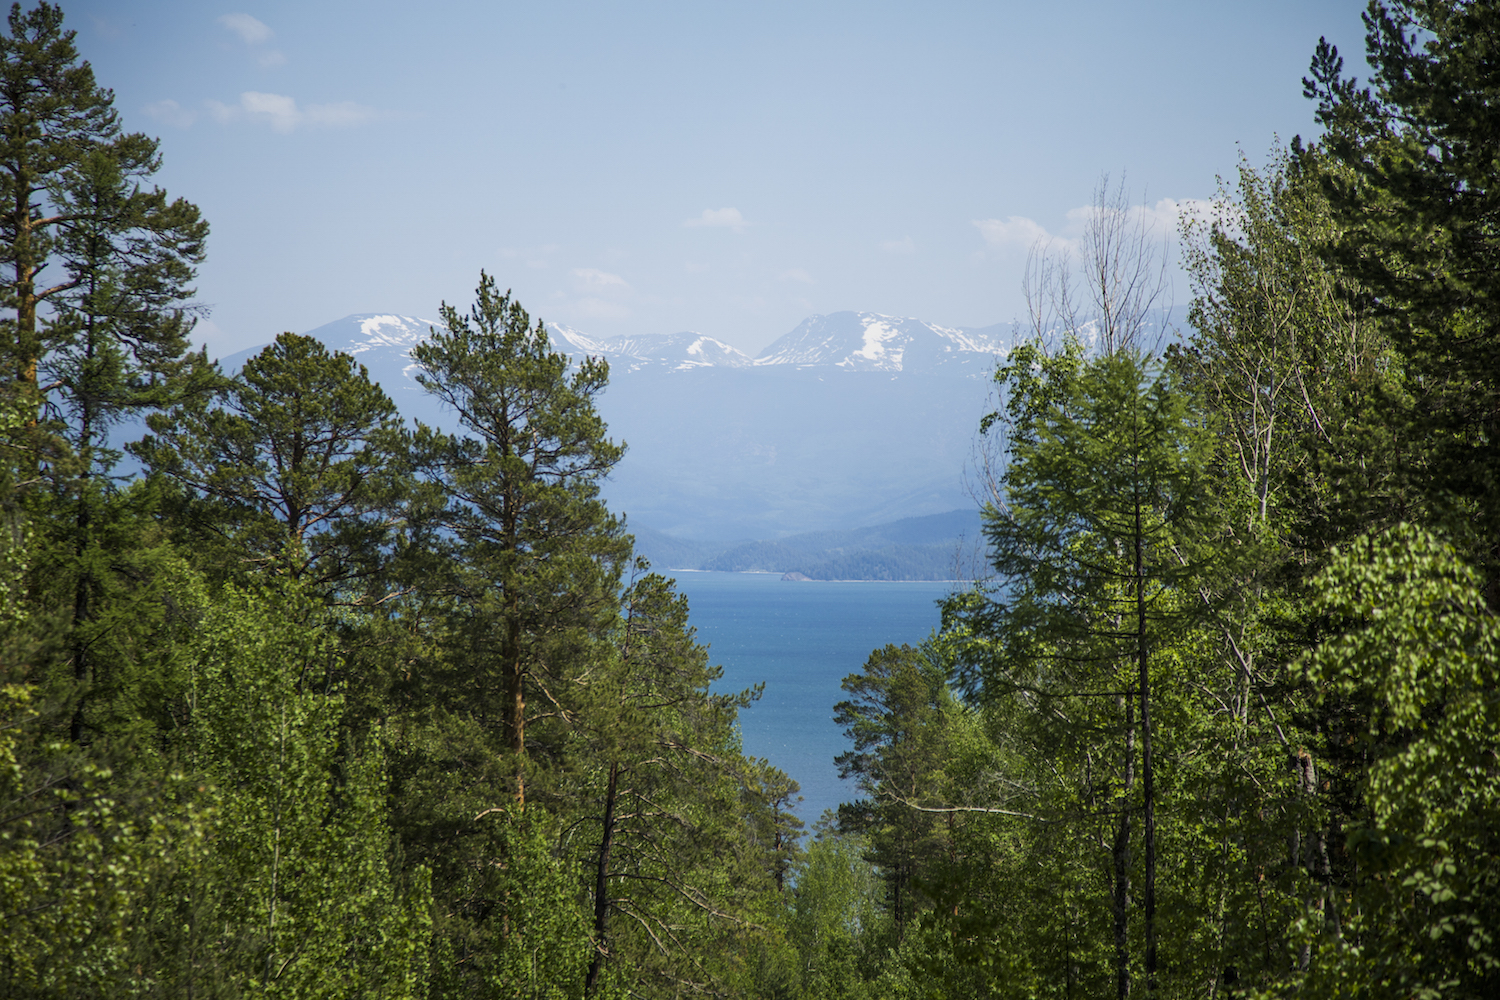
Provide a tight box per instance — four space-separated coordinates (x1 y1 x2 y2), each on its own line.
600 333 754 370
341 313 436 353
545 323 613 358
754 312 1009 373
547 326 754 371
277 311 1002 379
212 310 1012 540
220 313 434 365
186 305 1185 541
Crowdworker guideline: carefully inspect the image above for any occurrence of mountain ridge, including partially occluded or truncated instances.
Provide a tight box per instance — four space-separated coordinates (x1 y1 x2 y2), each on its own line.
214 310 1012 542
246 309 1013 379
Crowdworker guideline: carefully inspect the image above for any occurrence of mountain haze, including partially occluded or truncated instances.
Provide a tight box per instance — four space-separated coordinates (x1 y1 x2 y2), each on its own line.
217 310 1011 542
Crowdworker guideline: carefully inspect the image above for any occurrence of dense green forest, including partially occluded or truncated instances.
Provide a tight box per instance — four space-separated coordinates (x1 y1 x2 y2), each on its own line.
2 1 1498 998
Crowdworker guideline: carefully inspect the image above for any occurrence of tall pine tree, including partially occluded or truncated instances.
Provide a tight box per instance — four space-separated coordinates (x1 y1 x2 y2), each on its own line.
409 272 630 806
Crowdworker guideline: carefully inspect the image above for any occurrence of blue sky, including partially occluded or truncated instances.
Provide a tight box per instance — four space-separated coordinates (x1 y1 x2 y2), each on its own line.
68 1 1370 357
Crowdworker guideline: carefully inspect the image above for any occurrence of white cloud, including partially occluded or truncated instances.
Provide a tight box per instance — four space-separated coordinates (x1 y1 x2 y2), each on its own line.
878 236 916 255
219 12 273 45
239 91 299 131
778 268 813 284
1063 197 1214 238
684 207 747 232
143 99 196 128
208 91 377 133
258 50 287 68
571 268 629 290
1141 197 1214 233
974 197 1211 257
973 216 1052 249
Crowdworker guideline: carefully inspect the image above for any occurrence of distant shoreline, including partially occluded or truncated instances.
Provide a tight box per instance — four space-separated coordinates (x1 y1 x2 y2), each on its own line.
663 568 977 584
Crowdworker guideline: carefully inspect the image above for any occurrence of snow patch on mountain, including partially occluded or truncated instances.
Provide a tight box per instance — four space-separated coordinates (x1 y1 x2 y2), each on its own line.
544 327 754 371
348 314 435 352
754 311 1007 373
293 311 1005 378
547 322 613 357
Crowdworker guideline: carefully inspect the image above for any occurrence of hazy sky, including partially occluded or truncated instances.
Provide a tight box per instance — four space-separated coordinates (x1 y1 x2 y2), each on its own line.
66 0 1370 358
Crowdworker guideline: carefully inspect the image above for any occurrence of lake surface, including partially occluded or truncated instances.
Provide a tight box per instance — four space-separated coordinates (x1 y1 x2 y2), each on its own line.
667 571 959 825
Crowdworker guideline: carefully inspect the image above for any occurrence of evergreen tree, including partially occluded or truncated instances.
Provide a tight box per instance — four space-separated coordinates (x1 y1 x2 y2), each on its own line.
1303 0 1500 599
47 143 210 474
0 1 208 756
390 275 630 993
409 271 630 805
135 332 410 597
0 1 207 445
950 339 1225 998
833 643 953 943
569 568 788 997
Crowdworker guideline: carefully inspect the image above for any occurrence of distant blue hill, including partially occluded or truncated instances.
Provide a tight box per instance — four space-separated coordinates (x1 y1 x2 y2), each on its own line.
631 509 990 582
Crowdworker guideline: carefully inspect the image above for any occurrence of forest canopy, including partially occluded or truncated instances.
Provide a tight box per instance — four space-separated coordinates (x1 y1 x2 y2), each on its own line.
2 2 1498 999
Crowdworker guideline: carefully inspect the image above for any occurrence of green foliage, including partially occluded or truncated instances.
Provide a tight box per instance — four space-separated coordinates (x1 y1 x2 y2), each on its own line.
1177 144 1405 553
172 581 430 998
409 272 630 788
1304 0 1500 577
424 805 592 1000
834 644 954 940
790 825 886 1000
45 137 210 471
981 342 1222 657
136 332 409 593
20 2 1500 996
1297 525 1500 999
0 0 209 470
0 12 806 1000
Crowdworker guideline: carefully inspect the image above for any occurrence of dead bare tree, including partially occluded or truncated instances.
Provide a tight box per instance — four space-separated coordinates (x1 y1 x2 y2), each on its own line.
1023 174 1173 356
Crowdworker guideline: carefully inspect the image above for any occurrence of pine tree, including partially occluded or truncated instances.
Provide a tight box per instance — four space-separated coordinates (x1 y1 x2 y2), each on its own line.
0 2 208 757
1303 0 1500 600
833 643 953 943
409 272 630 805
571 568 786 996
135 332 410 597
0 1 207 445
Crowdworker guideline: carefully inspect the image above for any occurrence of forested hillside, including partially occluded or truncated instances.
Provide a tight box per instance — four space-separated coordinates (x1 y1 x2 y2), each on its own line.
2 2 1498 999
804 5 1500 996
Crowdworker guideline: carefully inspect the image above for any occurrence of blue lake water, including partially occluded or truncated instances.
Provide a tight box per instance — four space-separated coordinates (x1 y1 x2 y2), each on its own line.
667 571 959 826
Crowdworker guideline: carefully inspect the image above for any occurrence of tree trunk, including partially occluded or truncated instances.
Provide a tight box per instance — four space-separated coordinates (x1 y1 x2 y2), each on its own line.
1295 749 1340 968
585 760 620 997
69 492 91 745
1137 500 1158 995
69 319 99 746
1114 693 1135 1000
503 586 526 807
